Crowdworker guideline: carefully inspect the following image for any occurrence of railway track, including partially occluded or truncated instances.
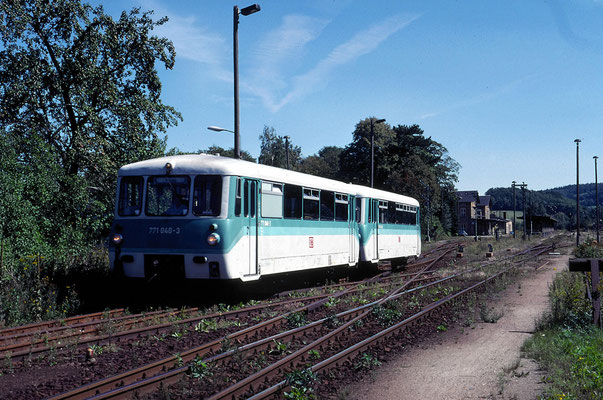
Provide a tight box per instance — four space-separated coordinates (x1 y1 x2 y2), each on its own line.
0 238 566 399
0 241 454 363
47 242 556 399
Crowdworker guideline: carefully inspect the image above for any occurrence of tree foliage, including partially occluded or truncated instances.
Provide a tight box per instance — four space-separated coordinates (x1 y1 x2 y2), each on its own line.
0 0 180 234
339 118 459 238
299 146 343 180
486 185 599 230
0 0 180 325
258 126 301 169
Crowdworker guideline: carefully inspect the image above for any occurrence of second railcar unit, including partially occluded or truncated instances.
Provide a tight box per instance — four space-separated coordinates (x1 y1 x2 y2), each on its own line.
108 154 420 283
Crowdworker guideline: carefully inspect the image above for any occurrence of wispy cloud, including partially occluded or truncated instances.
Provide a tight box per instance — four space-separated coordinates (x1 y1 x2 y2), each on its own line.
141 0 231 82
418 73 540 120
247 15 330 105
249 13 419 112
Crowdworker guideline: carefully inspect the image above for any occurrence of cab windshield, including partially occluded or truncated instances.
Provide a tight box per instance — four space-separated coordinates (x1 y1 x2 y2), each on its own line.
146 176 190 216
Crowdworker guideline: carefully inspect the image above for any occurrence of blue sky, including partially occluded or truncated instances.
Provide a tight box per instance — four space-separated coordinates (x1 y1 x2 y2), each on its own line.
100 0 603 194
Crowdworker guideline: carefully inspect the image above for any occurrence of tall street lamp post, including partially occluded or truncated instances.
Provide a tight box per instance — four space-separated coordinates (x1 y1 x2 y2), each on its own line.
233 4 260 159
595 155 600 243
512 181 516 239
284 135 290 170
575 139 581 246
370 118 386 188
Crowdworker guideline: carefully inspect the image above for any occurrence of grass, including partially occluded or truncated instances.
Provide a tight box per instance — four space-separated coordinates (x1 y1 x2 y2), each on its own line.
522 327 602 400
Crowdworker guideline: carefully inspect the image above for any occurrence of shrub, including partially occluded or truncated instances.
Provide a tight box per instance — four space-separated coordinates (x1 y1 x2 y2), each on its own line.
547 272 592 329
574 240 603 258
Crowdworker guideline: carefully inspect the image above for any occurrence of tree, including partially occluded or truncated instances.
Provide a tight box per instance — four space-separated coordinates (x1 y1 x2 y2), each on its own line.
258 126 301 169
340 119 460 237
0 0 181 243
0 0 181 323
299 146 343 180
339 118 395 186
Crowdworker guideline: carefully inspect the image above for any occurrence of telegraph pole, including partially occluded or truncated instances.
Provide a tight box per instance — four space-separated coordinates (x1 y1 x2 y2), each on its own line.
513 182 528 240
522 183 527 240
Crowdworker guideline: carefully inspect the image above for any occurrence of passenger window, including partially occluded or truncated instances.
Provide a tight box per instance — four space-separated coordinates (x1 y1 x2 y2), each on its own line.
303 188 319 220
335 193 348 222
379 200 388 224
118 176 143 216
284 184 302 219
388 202 397 224
355 198 361 223
192 175 222 216
395 203 404 224
320 190 334 221
261 182 283 218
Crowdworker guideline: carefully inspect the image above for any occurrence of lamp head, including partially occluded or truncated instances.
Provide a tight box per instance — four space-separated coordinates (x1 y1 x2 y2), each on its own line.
240 4 261 15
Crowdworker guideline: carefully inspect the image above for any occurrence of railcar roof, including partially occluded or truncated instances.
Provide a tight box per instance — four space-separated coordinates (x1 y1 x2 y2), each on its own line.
350 184 419 206
119 154 418 205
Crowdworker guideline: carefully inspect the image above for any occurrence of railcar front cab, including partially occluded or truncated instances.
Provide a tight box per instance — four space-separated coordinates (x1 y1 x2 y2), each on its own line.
109 164 229 282
109 167 360 282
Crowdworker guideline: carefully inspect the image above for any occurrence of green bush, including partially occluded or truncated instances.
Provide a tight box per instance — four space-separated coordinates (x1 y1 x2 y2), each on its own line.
546 272 592 329
574 240 603 258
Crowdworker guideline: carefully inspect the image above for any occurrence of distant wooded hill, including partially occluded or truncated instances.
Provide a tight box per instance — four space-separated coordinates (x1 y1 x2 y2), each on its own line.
485 184 602 229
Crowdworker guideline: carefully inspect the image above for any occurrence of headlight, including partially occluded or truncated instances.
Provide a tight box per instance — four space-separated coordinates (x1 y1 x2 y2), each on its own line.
207 233 220 246
111 234 123 245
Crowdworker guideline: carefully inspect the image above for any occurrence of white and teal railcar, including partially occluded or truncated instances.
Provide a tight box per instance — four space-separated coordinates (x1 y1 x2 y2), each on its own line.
352 185 421 266
108 154 421 283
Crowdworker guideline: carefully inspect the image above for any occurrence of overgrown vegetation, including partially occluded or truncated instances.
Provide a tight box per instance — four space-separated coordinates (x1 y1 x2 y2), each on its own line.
522 244 601 399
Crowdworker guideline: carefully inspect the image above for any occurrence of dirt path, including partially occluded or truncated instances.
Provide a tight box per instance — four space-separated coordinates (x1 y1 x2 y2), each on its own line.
344 255 568 400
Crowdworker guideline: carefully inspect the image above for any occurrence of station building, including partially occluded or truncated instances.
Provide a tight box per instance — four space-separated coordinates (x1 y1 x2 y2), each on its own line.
455 190 512 236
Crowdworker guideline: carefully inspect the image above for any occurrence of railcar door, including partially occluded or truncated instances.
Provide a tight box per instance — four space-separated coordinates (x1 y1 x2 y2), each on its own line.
348 196 357 264
244 179 259 276
372 198 379 260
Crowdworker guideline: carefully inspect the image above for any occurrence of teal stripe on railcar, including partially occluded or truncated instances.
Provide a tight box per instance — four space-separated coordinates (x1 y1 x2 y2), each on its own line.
257 219 351 236
113 217 248 254
357 223 420 246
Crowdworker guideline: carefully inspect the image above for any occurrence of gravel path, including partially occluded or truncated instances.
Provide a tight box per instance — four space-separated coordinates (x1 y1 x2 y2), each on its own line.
345 255 568 400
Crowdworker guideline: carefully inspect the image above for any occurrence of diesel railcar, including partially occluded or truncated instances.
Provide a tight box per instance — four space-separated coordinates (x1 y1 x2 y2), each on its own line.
108 154 421 283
